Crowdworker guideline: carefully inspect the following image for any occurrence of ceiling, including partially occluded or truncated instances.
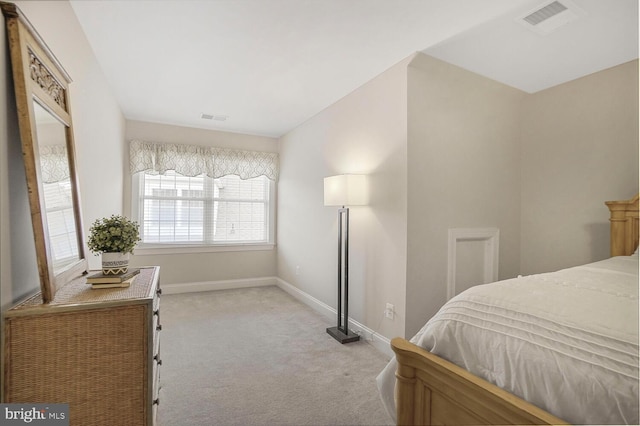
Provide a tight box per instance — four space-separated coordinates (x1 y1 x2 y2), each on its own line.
69 0 638 138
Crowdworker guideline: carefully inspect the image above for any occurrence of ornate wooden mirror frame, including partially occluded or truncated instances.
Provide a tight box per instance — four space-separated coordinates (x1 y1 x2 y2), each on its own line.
1 2 87 302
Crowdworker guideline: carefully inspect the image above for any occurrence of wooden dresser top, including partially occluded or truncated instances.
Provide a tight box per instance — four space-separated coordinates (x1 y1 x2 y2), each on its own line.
5 266 159 316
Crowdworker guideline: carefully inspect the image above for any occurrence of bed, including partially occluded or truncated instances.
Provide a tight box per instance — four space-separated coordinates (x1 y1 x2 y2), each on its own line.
377 194 639 425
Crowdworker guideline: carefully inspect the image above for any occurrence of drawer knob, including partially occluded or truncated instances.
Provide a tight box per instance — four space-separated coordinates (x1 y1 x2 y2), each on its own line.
156 288 162 295
154 354 163 365
153 309 159 316
153 398 160 405
156 324 162 331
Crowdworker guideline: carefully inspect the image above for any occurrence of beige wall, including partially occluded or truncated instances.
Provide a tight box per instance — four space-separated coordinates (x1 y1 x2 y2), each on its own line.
520 60 639 274
125 120 279 285
277 57 410 339
405 54 526 336
129 250 277 286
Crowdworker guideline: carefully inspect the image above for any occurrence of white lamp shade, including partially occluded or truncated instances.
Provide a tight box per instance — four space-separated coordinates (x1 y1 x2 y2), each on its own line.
324 174 368 206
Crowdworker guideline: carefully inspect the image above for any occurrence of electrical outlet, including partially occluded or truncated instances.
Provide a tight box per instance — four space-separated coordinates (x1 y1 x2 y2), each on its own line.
385 303 394 320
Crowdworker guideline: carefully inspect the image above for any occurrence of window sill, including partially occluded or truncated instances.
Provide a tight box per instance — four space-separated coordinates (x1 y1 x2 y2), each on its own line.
133 243 275 256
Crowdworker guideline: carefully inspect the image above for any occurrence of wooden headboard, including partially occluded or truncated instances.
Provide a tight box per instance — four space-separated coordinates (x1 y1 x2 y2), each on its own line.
606 194 639 256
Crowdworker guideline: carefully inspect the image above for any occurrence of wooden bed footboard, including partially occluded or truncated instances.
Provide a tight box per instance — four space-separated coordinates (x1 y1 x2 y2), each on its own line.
391 338 567 425
606 194 639 256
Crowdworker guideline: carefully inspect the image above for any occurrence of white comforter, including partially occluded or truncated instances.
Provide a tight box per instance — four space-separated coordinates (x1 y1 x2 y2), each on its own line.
377 256 639 425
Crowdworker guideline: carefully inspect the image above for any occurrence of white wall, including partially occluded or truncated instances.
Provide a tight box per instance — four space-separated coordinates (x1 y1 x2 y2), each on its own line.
277 53 638 340
1 1 124 286
12 0 127 272
1 0 124 394
0 10 40 310
277 57 410 340
125 120 279 285
520 60 639 274
405 53 525 336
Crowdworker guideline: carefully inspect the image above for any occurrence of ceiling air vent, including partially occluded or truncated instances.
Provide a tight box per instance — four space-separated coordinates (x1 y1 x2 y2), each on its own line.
201 113 229 122
517 0 584 35
523 1 567 26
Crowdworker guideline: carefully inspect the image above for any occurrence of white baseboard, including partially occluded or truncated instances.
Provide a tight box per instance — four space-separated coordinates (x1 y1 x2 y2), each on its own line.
161 275 393 358
275 278 393 358
161 276 278 294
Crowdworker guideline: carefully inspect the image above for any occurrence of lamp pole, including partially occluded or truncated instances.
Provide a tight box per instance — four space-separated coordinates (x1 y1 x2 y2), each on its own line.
327 206 359 343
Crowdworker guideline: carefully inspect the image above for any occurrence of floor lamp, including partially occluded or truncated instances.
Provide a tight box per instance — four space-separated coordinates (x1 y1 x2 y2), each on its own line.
323 174 368 344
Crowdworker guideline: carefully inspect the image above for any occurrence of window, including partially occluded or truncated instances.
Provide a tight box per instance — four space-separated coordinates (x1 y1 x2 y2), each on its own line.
43 179 79 268
129 139 278 252
39 143 79 269
133 171 273 248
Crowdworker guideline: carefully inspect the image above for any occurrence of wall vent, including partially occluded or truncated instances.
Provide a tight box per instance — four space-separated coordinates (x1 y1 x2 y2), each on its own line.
517 0 584 35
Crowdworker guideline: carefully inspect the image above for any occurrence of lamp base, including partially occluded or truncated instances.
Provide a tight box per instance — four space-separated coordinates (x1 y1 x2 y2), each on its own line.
326 326 360 344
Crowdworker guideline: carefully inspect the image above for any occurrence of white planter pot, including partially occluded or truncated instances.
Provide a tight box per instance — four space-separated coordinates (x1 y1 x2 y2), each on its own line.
101 252 130 275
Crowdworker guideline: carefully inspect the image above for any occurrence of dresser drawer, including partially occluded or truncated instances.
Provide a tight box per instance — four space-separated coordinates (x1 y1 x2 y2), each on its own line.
152 359 161 426
153 286 161 312
152 396 159 426
151 282 161 426
3 266 161 426
153 354 161 400
153 306 162 333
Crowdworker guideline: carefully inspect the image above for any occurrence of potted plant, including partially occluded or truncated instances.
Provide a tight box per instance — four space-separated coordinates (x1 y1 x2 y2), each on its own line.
88 214 141 275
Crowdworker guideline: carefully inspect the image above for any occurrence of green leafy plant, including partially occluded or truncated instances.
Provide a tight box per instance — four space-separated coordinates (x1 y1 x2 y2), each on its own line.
87 215 141 254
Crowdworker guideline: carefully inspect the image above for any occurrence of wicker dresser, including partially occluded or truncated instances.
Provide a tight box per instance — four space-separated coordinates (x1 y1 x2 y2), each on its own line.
2 266 161 426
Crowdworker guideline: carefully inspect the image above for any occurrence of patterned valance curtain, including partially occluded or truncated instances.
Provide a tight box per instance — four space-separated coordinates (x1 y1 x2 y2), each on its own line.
129 139 279 181
39 145 69 184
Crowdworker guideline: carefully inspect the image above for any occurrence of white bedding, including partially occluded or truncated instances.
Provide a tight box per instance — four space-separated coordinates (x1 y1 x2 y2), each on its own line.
377 255 639 425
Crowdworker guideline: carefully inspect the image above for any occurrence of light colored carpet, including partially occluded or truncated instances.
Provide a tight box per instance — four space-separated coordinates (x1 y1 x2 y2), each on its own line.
157 286 394 426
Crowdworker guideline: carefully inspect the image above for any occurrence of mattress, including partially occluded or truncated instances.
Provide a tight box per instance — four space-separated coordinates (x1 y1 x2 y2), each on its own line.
377 255 639 425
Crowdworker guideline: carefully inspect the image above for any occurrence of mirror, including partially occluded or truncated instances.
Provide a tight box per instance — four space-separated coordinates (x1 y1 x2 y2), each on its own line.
1 2 87 302
34 102 81 273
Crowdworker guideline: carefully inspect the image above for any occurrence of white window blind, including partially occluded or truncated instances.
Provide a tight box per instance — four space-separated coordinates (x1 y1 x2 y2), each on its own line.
43 179 79 267
40 145 79 268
